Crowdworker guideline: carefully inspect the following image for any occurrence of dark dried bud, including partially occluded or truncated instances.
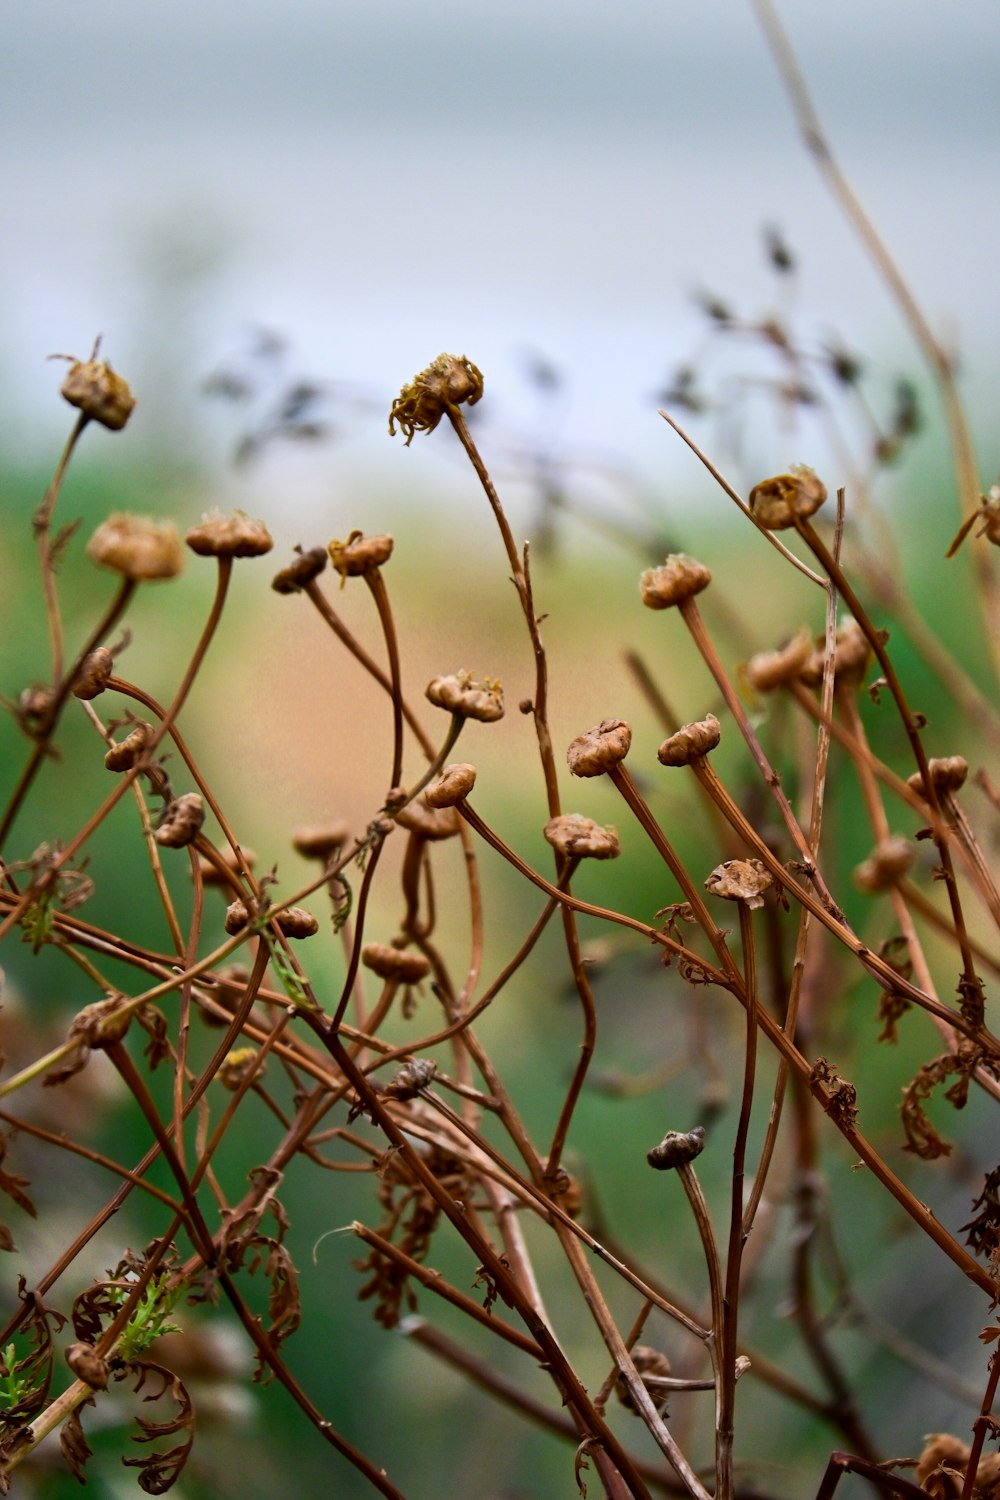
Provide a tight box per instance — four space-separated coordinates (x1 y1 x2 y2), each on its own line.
275 905 319 939
389 354 483 444
647 1126 706 1170
186 510 273 559
657 714 721 767
271 546 329 594
104 721 154 772
65 1341 110 1390
567 719 632 777
292 820 350 860
907 756 969 797
72 647 115 700
87 514 184 581
394 794 460 840
69 997 131 1050
328 530 394 579
219 1047 263 1091
382 1058 437 1100
543 814 620 860
362 943 432 983
744 628 812 692
705 859 773 908
155 793 204 848
639 554 711 610
853 836 914 893
426 672 504 722
224 900 250 935
57 348 135 430
425 763 477 808
748 467 826 531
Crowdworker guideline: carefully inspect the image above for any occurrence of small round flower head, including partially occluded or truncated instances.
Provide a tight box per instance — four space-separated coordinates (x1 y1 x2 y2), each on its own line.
382 1057 438 1101
361 943 431 983
186 509 273 559
798 620 871 690
389 353 484 444
271 546 328 594
292 820 349 860
276 906 320 939
853 836 914 893
704 858 773 909
87 513 184 581
219 1047 263 1091
567 719 632 777
196 845 256 886
154 793 205 848
657 714 721 767
328 530 394 580
425 762 477 808
748 467 827 531
616 1345 672 1414
69 996 132 1050
72 647 115 700
426 671 504 723
104 721 154 772
224 899 250 935
56 344 136 430
394 794 460 840
906 756 969 798
647 1125 706 1170
639 554 712 610
744 628 813 692
543 814 620 860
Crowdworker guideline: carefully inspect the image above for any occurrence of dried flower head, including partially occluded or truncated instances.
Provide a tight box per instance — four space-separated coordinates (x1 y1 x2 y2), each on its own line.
277 906 320 939
426 671 504 723
271 546 329 594
639 554 712 610
704 859 773 908
647 1125 706 1170
196 844 256 886
853 835 914 893
907 756 969 797
328 530 394 580
543 814 620 860
292 820 350 860
69 996 132 1050
72 647 115 700
154 792 205 848
798 619 871 690
55 343 136 430
748 466 826 530
362 944 431 983
389 354 484 444
616 1345 672 1414
219 1047 263 1092
224 900 250 935
65 1341 110 1391
393 794 460 841
87 513 184 581
186 509 273 559
744 628 813 692
425 763 477 808
657 714 721 767
566 719 632 777
104 721 154 772
382 1058 437 1101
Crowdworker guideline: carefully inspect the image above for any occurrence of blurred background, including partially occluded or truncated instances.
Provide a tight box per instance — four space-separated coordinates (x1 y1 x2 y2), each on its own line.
4 3 1000 1498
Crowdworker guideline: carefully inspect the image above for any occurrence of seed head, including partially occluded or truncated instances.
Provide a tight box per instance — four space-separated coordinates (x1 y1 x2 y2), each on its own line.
425 762 477 808
394 794 460 840
853 836 914 893
186 509 273 559
647 1125 706 1170
798 619 871 691
907 756 968 797
56 344 136 430
271 546 329 594
104 721 154 772
292 820 350 860
382 1058 437 1101
744 628 812 692
196 845 256 886
69 996 132 1050
154 793 205 848
748 467 826 530
704 859 773 908
276 906 320 939
616 1345 672 1414
65 1341 111 1391
361 943 431 983
639 554 711 609
566 719 632 777
543 814 620 860
224 900 250 935
657 714 721 767
72 647 115 700
87 513 184 581
219 1047 263 1091
426 671 504 722
328 530 394 580
389 354 483 444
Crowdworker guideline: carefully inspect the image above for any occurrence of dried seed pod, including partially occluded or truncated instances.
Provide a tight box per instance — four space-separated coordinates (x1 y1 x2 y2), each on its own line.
199 963 251 1026
104 721 153 772
219 1047 263 1091
748 467 826 530
744 628 813 692
382 1057 437 1100
853 836 914 893
616 1345 672 1413
906 756 969 797
389 353 484 444
328 530 394 578
566 719 632 778
72 647 115 700
57 348 135 430
196 845 257 885
394 794 460 840
65 1341 110 1391
647 1125 706 1170
271 545 329 594
362 943 432 983
704 859 773 909
17 683 53 733
657 713 721 767
639 554 711 610
292 820 350 860
798 619 871 690
426 671 504 723
87 513 184 581
425 762 477 808
224 900 250 935
154 792 205 848
69 997 132 1050
543 813 620 860
186 509 273 559
275 905 319 939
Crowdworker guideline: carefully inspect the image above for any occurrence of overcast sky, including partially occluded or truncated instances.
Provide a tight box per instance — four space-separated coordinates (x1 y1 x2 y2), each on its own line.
5 1 999 523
